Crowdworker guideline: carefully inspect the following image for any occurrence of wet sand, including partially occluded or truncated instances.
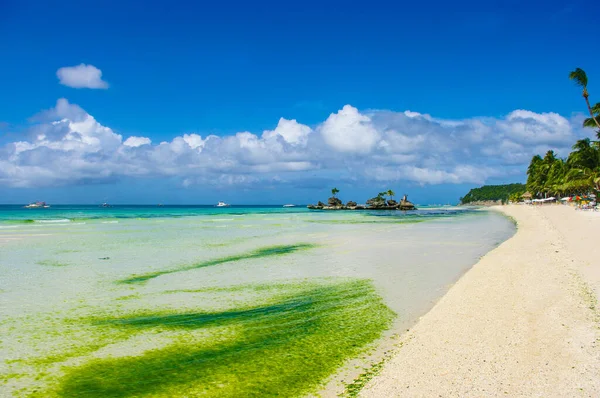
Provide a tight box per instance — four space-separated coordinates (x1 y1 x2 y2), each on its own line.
361 205 600 397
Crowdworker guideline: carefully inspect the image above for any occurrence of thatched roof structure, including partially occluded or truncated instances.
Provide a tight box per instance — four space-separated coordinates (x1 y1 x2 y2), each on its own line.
522 192 532 199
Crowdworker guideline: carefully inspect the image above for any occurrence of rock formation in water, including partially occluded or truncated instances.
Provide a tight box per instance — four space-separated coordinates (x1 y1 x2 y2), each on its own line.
327 197 343 207
308 194 416 211
398 195 416 210
366 195 386 208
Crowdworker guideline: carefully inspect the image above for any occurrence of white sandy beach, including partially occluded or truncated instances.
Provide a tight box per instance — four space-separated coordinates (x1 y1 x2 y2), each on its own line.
361 205 600 397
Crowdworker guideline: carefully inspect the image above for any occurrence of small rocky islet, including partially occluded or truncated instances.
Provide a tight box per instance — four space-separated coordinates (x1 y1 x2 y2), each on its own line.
308 190 416 211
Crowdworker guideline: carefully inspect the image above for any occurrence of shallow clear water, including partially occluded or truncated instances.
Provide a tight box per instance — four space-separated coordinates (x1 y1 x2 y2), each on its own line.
0 206 515 397
0 204 476 223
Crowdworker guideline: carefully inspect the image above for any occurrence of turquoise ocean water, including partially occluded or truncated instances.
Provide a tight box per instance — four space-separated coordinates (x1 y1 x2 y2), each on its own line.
0 204 515 397
0 204 469 223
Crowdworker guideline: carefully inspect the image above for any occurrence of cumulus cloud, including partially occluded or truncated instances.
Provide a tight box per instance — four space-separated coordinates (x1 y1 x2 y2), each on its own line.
123 136 152 147
319 105 380 153
56 64 109 89
0 99 589 189
262 118 312 146
499 110 573 144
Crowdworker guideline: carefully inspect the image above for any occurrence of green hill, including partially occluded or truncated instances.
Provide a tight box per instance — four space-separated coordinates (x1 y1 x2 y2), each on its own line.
460 183 526 204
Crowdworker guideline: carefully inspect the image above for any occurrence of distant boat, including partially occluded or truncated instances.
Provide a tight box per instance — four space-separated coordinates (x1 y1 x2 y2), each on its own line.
216 201 230 207
100 203 111 208
283 204 295 208
24 201 49 209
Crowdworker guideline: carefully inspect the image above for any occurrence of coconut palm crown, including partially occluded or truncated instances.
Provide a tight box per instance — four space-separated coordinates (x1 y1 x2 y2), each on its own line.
569 68 600 130
583 103 600 139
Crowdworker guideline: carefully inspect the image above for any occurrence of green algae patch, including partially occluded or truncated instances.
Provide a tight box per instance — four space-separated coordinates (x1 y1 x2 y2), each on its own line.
44 279 394 398
343 356 388 397
3 219 36 224
304 219 426 225
164 279 322 295
36 260 70 267
118 243 318 284
114 294 142 301
54 249 81 254
341 340 405 398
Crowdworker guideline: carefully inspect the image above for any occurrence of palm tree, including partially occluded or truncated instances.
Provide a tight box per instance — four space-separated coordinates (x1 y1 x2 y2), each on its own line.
568 139 598 170
526 154 543 197
583 102 600 139
331 188 340 198
528 74 600 197
564 138 600 194
545 158 567 197
387 189 395 201
583 103 600 127
527 152 564 198
569 68 600 130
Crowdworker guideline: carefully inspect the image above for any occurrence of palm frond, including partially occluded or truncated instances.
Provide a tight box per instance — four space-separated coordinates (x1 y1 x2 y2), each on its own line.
569 68 588 88
583 117 600 128
571 138 592 151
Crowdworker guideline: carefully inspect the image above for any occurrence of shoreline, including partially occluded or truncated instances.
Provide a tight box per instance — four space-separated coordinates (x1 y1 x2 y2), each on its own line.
0 207 513 397
320 209 516 397
359 205 600 397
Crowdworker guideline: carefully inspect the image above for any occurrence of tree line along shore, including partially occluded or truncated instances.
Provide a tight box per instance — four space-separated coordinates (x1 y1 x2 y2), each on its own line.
525 68 599 199
461 68 599 207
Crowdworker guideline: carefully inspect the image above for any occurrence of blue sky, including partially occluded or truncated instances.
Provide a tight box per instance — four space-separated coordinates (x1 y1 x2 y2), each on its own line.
0 0 598 204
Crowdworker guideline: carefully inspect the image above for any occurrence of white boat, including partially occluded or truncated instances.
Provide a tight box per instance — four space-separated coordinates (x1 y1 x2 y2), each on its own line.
24 201 49 208
216 201 230 207
283 204 295 208
100 203 111 208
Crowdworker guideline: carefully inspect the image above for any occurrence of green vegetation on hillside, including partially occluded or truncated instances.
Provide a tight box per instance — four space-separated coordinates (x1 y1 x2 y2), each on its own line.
460 184 526 204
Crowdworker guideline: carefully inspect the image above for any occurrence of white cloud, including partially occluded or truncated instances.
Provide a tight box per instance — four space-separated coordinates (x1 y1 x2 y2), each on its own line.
262 118 312 146
0 99 588 189
499 110 573 144
123 136 152 147
182 134 206 150
319 105 380 153
14 99 122 155
56 64 109 89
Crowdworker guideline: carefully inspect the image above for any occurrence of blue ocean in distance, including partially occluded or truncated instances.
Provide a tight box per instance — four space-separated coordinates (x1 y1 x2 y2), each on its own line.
0 204 471 223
